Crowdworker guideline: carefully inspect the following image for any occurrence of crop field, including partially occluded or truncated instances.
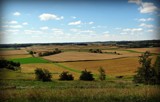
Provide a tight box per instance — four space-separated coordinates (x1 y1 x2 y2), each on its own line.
128 47 160 54
10 57 49 64
43 51 141 62
1 46 160 102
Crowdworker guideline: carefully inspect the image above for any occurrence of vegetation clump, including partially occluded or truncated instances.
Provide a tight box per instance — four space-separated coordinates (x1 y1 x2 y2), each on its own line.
89 49 102 53
38 48 61 56
133 51 160 84
35 68 52 82
98 67 106 81
0 58 21 70
59 71 74 80
79 69 94 81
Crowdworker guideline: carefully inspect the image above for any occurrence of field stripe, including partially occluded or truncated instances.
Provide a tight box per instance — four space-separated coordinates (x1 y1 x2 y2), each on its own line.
53 63 81 73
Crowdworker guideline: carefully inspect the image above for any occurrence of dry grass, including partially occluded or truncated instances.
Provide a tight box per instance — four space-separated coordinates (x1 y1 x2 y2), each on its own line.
21 63 79 79
61 57 140 77
0 49 28 55
43 51 140 62
102 50 140 56
128 47 160 53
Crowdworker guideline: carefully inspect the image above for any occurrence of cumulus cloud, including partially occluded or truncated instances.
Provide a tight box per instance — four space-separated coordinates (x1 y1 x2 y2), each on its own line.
139 23 154 28
139 2 158 13
68 21 81 25
128 0 158 14
52 28 64 34
88 22 94 25
9 25 23 29
39 13 64 21
24 30 43 34
122 28 143 35
40 26 49 30
71 16 76 19
128 0 142 5
13 12 21 16
138 18 154 22
22 22 28 25
8 21 18 24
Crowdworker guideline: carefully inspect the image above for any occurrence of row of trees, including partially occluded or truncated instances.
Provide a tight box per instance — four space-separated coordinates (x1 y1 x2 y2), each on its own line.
0 58 21 70
34 67 106 82
133 51 160 85
89 49 102 53
38 48 62 57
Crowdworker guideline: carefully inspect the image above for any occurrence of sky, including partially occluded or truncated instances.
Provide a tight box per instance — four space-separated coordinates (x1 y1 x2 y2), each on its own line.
0 0 160 44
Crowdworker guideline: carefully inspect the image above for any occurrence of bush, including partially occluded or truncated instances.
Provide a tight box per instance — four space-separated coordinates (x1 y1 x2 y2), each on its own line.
98 67 106 81
59 71 74 80
0 58 21 71
79 69 94 81
35 68 52 82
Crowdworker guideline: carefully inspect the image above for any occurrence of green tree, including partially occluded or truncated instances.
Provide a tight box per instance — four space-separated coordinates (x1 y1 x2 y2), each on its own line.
59 71 74 80
153 55 160 84
79 69 94 81
98 67 106 81
35 68 52 82
133 51 155 84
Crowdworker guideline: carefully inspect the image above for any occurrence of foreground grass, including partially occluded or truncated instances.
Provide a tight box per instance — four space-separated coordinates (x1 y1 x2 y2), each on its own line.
0 80 160 102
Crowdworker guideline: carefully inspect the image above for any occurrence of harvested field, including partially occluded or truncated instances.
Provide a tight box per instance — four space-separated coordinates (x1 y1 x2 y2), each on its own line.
43 51 141 62
0 54 32 59
128 47 160 53
21 63 80 79
61 57 140 77
0 49 28 55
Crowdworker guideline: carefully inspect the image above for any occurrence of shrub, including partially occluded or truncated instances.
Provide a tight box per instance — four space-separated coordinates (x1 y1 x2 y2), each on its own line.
153 55 160 84
59 71 74 80
35 68 52 82
79 69 94 81
98 67 106 81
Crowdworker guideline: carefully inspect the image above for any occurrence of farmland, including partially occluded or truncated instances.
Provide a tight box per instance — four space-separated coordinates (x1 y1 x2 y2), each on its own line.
0 44 160 102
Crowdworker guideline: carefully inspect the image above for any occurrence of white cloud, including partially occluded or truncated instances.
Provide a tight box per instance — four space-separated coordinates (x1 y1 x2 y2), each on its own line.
147 29 153 32
8 21 18 24
139 2 158 13
128 0 142 5
70 28 80 32
122 28 143 35
80 30 94 33
13 12 21 16
40 26 49 30
68 21 81 25
22 22 28 25
103 31 110 34
138 18 154 22
10 25 23 29
39 13 64 21
139 23 154 28
52 28 64 34
71 16 76 19
24 30 43 34
128 0 158 14
88 22 94 25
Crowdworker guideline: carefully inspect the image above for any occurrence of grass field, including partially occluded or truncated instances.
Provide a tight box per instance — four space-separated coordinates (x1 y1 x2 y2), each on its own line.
10 57 49 64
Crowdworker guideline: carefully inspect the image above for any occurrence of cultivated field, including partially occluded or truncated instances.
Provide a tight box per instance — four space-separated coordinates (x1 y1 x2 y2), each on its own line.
1 46 160 102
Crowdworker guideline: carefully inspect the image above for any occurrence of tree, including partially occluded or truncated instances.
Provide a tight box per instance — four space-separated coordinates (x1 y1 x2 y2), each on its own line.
79 69 94 81
133 51 155 84
98 67 106 81
59 71 74 80
35 68 52 82
153 55 160 84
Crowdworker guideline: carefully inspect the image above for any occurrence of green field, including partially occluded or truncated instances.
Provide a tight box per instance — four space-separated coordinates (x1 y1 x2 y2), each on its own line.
10 57 49 64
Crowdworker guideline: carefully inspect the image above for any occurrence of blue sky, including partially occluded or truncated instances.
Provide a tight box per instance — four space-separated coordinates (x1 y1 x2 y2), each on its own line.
0 0 160 44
